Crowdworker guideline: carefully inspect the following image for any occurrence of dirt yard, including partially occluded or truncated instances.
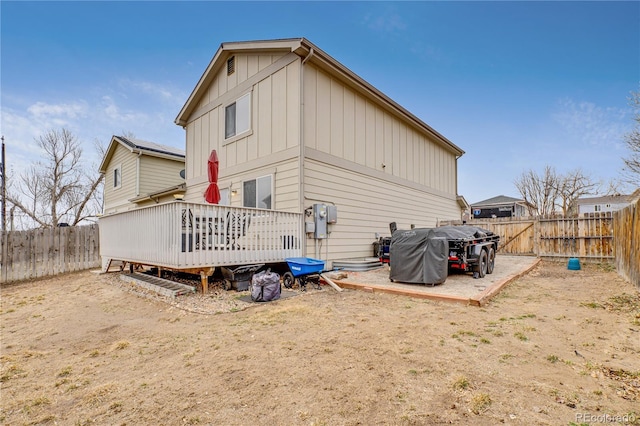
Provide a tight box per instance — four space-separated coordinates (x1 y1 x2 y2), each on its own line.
1 260 639 425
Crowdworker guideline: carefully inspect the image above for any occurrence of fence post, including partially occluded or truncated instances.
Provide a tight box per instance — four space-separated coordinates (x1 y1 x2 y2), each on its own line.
533 218 539 257
1 230 6 283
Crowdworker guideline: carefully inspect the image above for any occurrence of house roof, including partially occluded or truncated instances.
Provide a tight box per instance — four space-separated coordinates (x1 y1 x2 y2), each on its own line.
129 183 186 203
456 195 470 210
99 135 185 173
471 195 525 206
174 37 464 157
576 193 634 205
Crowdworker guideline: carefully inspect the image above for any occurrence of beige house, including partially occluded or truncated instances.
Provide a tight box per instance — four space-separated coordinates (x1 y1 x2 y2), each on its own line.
99 136 186 214
174 37 465 262
99 38 467 282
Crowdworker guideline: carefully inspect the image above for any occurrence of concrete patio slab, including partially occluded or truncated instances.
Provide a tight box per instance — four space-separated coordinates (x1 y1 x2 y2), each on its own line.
331 255 541 306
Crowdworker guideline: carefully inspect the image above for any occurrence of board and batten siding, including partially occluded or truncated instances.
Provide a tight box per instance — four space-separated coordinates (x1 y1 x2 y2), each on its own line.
138 155 184 195
194 53 291 110
103 143 137 214
303 157 460 261
303 65 457 196
184 155 301 213
183 52 301 205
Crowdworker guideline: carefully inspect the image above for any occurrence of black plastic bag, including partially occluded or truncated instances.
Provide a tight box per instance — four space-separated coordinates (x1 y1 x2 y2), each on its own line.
251 269 281 302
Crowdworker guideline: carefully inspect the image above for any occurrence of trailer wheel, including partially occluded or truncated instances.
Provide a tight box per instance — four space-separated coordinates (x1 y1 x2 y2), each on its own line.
487 247 496 274
373 241 381 257
283 272 296 289
476 249 488 278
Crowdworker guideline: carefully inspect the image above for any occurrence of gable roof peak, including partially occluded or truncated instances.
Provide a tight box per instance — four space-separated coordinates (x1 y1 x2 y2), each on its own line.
174 37 464 157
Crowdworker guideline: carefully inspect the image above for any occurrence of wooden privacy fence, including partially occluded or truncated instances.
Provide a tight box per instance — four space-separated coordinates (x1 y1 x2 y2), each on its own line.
467 213 615 261
613 198 639 289
1 224 100 284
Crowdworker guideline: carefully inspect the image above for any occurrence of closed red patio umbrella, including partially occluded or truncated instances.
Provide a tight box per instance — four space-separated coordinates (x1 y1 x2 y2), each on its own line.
204 149 221 204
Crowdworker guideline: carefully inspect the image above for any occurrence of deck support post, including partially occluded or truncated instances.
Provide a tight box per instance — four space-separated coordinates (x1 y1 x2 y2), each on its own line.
199 267 215 294
200 271 208 294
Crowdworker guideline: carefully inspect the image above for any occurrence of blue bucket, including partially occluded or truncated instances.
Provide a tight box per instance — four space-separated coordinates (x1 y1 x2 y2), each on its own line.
567 258 581 270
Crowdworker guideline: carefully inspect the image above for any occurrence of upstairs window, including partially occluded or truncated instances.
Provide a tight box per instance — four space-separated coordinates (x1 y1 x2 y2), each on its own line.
113 165 122 189
225 92 251 139
243 175 272 209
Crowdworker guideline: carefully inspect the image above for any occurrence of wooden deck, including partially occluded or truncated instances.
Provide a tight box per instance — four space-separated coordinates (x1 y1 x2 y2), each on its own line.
99 202 303 274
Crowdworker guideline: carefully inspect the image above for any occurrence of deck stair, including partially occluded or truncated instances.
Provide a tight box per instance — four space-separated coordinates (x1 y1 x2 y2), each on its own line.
120 272 196 298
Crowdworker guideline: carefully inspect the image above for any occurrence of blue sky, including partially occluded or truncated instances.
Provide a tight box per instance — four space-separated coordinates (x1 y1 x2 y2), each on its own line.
1 1 638 204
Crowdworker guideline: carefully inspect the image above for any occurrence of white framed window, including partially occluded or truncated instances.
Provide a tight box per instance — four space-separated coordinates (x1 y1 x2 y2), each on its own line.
113 164 122 189
243 175 272 209
225 92 251 139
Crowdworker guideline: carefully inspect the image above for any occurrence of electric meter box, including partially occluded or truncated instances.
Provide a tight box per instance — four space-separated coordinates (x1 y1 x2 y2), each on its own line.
313 204 328 239
327 205 337 224
305 222 315 234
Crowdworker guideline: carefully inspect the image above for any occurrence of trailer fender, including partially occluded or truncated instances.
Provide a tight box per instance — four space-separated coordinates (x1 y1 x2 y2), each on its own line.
468 242 496 260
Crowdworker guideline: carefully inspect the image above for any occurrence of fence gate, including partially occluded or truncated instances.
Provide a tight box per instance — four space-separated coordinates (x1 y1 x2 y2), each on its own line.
464 218 536 255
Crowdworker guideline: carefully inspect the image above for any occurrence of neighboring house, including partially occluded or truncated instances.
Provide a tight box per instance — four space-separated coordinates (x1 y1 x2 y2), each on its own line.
173 37 466 261
471 195 530 219
576 190 639 215
99 136 186 214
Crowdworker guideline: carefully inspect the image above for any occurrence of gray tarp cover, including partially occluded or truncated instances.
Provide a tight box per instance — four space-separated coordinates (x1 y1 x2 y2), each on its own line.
389 228 448 285
388 226 494 285
428 225 492 240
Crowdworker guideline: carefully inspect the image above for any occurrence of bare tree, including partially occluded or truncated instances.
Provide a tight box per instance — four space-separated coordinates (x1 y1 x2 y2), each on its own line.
603 178 624 196
556 169 599 217
6 128 104 228
514 166 559 217
515 166 600 217
622 90 640 186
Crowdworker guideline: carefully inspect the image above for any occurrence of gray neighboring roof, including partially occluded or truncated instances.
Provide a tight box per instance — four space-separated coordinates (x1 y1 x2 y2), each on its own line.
576 194 633 205
99 135 185 173
117 136 185 158
471 195 524 206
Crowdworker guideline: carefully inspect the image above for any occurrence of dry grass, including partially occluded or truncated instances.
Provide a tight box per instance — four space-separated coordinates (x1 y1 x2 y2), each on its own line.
470 392 492 414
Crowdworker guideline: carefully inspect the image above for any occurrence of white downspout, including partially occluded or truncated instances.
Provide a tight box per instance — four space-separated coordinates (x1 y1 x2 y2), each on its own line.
135 151 142 196
300 47 314 256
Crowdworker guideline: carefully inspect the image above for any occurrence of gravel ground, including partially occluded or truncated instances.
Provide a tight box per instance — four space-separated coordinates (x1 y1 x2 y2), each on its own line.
101 269 324 315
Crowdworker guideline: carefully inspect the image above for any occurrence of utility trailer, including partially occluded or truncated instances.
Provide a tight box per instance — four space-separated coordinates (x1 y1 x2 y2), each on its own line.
430 226 500 278
389 225 500 285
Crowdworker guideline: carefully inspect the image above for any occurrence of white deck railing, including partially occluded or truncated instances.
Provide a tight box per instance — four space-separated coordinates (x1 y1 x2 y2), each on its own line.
99 202 303 270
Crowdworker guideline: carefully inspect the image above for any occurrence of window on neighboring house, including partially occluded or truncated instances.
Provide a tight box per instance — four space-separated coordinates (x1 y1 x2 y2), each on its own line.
595 205 601 212
113 165 122 189
225 92 251 139
243 175 272 209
